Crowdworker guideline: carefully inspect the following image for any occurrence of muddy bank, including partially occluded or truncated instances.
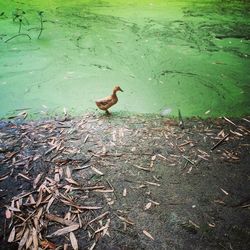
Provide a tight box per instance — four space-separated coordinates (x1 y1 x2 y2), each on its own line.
0 114 250 249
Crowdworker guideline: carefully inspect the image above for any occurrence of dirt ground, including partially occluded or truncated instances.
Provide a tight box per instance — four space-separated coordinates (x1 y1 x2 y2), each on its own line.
0 113 249 250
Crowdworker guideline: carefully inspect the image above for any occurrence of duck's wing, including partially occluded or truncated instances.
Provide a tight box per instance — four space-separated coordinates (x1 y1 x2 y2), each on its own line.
96 95 112 105
96 96 115 110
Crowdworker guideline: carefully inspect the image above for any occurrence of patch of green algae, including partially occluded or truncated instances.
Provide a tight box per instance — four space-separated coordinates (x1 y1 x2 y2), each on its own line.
0 0 249 118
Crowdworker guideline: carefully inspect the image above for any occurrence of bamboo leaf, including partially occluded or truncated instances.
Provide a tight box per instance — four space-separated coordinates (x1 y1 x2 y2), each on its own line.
47 224 79 237
32 227 39 250
70 232 78 250
18 228 29 250
143 230 154 240
8 226 16 242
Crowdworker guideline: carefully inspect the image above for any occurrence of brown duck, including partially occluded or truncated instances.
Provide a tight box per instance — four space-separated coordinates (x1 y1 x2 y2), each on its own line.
95 86 123 115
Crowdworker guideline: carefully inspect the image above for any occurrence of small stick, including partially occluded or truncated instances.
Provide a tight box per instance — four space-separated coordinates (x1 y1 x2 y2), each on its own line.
80 185 105 191
211 133 230 151
182 156 195 165
73 164 91 171
178 141 193 147
37 11 44 39
106 179 117 199
18 19 22 33
87 211 109 226
84 134 89 143
133 165 151 171
242 118 250 123
5 33 31 43
223 117 237 127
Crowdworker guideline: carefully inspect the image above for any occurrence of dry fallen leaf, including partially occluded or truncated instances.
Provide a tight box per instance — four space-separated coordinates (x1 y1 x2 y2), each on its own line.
45 213 75 226
33 154 41 161
117 215 134 225
47 224 79 237
40 240 57 249
29 194 36 205
35 189 43 207
65 178 79 186
46 196 55 212
102 218 111 237
18 173 31 181
89 242 96 250
187 166 192 174
87 211 110 226
54 173 60 183
65 166 72 179
151 155 156 161
32 227 38 250
189 220 200 229
148 199 160 206
18 228 30 250
208 222 216 228
91 166 104 176
5 209 12 219
70 232 78 250
144 202 152 210
123 188 127 197
145 181 160 187
25 231 33 249
6 205 20 212
33 173 42 188
8 226 16 242
220 188 229 195
143 230 154 240
0 171 10 181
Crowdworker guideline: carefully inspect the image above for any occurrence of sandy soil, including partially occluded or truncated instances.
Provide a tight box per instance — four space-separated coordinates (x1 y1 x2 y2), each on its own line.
0 113 249 250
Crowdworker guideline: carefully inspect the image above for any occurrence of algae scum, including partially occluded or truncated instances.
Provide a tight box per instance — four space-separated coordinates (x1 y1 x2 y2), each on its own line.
0 0 249 118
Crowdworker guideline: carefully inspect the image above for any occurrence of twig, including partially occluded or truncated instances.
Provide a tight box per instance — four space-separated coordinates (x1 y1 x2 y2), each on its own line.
84 134 89 143
211 133 230 151
80 185 105 191
145 181 160 187
5 33 31 43
45 145 57 155
73 164 91 171
242 118 250 123
178 141 193 147
182 156 195 165
37 11 44 39
106 179 117 199
223 117 237 127
133 165 151 171
87 211 109 226
18 19 22 33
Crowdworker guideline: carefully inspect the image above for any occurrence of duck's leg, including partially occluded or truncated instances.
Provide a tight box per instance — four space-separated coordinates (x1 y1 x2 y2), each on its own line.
105 110 111 115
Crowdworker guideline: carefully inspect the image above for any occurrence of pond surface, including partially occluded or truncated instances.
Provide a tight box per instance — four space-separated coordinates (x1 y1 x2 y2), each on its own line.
0 0 249 118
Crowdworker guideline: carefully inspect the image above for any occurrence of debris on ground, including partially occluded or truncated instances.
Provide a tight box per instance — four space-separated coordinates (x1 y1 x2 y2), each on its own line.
0 114 249 249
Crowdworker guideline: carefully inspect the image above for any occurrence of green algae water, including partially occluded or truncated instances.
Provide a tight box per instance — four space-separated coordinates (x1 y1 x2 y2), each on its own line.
0 0 249 118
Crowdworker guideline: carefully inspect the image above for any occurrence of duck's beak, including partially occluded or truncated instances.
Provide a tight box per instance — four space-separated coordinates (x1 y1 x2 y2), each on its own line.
120 88 124 92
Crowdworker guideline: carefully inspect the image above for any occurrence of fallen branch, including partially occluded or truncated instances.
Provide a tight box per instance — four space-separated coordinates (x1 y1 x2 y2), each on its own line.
211 133 230 151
